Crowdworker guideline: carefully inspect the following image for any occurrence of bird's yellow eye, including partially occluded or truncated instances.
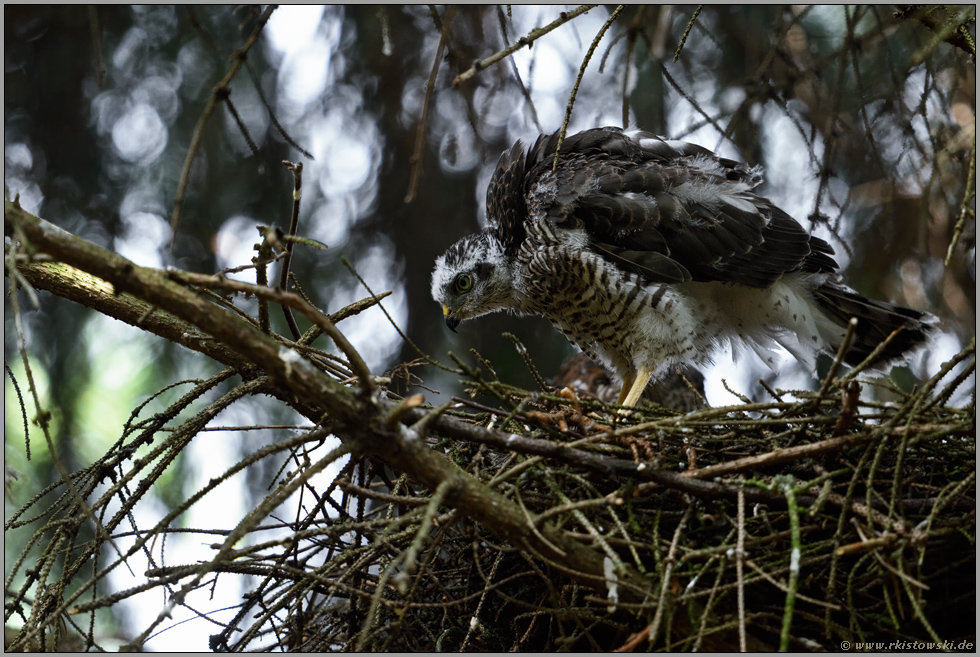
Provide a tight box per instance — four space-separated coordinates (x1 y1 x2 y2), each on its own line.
454 273 473 293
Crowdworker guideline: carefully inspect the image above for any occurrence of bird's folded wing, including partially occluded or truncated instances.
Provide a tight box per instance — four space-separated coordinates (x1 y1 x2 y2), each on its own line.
518 127 838 288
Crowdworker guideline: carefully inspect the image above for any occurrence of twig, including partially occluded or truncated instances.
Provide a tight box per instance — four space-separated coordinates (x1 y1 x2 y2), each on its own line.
647 503 691 646
166 268 374 393
658 62 730 146
897 557 944 645
399 479 454 587
503 332 550 392
4 360 31 459
946 129 975 265
536 495 617 525
453 5 599 87
552 5 625 172
745 558 841 610
776 476 801 651
810 317 857 410
280 161 304 339
514 488 567 558
253 225 277 333
839 324 908 383
221 92 260 158
690 555 726 652
834 532 897 557
672 5 702 62
405 6 457 204
340 256 455 372
896 5 978 61
619 25 635 128
736 484 747 652
244 58 314 159
921 339 975 411
460 549 504 650
832 380 861 436
549 480 623 569
170 5 276 246
496 6 543 133
682 428 885 480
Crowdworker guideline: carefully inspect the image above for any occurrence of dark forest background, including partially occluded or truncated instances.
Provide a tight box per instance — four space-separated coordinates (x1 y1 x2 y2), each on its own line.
4 5 974 650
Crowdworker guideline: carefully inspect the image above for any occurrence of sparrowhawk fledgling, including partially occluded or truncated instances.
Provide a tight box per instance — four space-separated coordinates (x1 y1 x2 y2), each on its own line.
431 127 934 408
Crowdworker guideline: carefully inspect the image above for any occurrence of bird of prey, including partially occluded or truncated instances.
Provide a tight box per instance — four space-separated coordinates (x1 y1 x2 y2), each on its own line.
431 127 934 408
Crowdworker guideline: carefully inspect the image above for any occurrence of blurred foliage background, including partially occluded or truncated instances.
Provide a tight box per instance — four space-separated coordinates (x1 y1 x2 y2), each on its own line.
4 4 974 649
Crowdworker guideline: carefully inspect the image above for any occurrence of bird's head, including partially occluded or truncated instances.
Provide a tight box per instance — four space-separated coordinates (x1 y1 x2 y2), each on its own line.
431 230 513 332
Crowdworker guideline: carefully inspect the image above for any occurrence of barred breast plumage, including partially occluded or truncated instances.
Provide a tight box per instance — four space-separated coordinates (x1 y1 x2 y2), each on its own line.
431 126 935 408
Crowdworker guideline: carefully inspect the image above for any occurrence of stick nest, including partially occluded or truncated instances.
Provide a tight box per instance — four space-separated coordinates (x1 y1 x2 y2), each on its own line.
282 343 976 651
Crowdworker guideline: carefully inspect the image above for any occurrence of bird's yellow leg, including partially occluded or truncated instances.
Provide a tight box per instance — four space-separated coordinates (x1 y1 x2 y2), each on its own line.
619 366 653 409
616 373 636 405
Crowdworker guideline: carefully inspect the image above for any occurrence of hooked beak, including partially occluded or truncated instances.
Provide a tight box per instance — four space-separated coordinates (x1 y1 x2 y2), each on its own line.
442 305 461 333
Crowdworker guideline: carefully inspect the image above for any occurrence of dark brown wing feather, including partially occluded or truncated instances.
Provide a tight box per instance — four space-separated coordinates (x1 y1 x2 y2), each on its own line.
487 126 838 288
487 141 527 255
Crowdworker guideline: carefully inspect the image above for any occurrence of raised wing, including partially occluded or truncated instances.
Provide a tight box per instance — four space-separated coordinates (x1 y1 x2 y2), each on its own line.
503 127 837 288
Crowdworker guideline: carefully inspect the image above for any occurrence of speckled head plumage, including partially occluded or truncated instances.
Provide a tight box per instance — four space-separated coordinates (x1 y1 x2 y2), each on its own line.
430 229 514 331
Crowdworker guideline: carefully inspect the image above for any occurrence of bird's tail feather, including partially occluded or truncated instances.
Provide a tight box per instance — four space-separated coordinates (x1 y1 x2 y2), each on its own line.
813 285 936 368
